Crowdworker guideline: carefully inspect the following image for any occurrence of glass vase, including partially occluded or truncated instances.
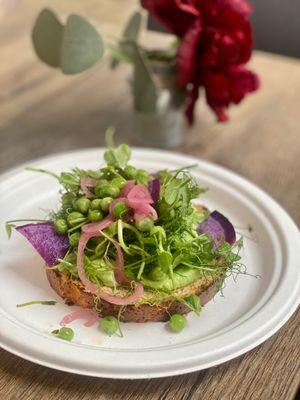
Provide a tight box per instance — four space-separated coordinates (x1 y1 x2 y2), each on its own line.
130 60 186 148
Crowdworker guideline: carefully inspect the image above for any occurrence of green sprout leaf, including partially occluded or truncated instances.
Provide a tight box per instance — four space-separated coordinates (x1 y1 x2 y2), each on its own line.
59 172 80 191
104 144 131 169
158 251 173 273
32 8 104 74
184 294 202 316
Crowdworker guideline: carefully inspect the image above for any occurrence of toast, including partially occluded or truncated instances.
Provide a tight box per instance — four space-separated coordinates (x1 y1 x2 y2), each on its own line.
46 268 220 322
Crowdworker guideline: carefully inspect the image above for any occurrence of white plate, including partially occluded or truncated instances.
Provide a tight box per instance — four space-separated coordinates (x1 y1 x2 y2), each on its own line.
0 148 299 379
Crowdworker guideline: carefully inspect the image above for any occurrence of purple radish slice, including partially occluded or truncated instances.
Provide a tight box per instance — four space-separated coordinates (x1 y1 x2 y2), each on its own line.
148 178 160 203
16 222 69 266
197 210 236 249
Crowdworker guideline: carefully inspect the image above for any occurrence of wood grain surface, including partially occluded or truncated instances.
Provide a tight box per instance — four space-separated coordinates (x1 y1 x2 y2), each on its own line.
0 1 299 399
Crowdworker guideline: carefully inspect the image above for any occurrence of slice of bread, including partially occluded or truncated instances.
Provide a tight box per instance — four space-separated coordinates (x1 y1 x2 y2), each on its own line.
46 269 222 322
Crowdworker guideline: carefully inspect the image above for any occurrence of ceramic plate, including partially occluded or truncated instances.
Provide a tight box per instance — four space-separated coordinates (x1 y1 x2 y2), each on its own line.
0 148 299 379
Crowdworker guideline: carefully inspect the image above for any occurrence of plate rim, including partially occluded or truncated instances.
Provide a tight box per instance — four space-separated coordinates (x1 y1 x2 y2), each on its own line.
1 147 299 379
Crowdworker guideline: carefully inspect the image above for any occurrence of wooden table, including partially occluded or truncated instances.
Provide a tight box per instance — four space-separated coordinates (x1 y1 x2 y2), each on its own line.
1 1 299 399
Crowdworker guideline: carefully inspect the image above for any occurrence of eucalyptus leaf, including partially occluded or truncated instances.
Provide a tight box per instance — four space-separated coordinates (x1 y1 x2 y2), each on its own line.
32 9 104 74
128 42 157 113
123 11 142 41
61 14 104 74
111 11 142 69
32 8 63 67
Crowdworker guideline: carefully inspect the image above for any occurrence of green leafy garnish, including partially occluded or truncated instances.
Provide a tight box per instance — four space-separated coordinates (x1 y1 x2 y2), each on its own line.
184 294 202 316
12 138 247 321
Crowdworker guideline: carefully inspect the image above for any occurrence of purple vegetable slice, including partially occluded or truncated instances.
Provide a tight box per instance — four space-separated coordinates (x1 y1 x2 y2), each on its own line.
197 210 236 249
16 222 69 266
148 178 160 203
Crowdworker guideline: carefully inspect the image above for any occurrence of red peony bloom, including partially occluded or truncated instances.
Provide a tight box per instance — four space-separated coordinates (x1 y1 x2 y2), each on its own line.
141 0 260 124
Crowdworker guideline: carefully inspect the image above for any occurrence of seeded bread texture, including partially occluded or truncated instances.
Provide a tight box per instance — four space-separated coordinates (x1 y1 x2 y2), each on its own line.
46 269 219 322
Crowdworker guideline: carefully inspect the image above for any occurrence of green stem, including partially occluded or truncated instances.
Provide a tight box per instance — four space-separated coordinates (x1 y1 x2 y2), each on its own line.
26 166 59 180
17 300 57 307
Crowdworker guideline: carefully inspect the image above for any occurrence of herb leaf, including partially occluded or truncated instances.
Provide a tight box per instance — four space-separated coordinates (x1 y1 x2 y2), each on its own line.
184 294 202 316
104 144 131 169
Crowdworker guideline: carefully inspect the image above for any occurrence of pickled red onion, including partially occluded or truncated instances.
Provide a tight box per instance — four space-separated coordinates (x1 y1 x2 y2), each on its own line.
60 308 99 327
120 180 135 197
82 214 115 234
127 184 153 205
131 203 158 220
77 222 144 305
80 176 98 198
98 283 144 305
77 232 98 294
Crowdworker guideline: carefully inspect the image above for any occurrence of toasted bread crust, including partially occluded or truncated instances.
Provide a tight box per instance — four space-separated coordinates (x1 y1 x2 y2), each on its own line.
46 269 218 322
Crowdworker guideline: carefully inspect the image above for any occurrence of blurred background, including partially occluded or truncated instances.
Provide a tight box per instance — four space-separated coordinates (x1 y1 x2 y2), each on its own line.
1 0 300 223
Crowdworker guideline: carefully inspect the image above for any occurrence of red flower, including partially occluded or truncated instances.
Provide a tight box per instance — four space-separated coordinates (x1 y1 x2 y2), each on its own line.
141 0 259 124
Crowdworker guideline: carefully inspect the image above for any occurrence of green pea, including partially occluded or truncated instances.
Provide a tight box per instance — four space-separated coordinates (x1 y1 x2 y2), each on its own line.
124 165 137 179
54 218 68 234
75 197 91 214
88 209 103 222
111 177 126 189
169 314 186 333
67 211 86 227
100 197 113 212
57 327 74 341
112 202 128 218
90 199 102 210
95 182 120 198
136 169 149 185
69 231 80 247
100 316 118 336
135 217 154 232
